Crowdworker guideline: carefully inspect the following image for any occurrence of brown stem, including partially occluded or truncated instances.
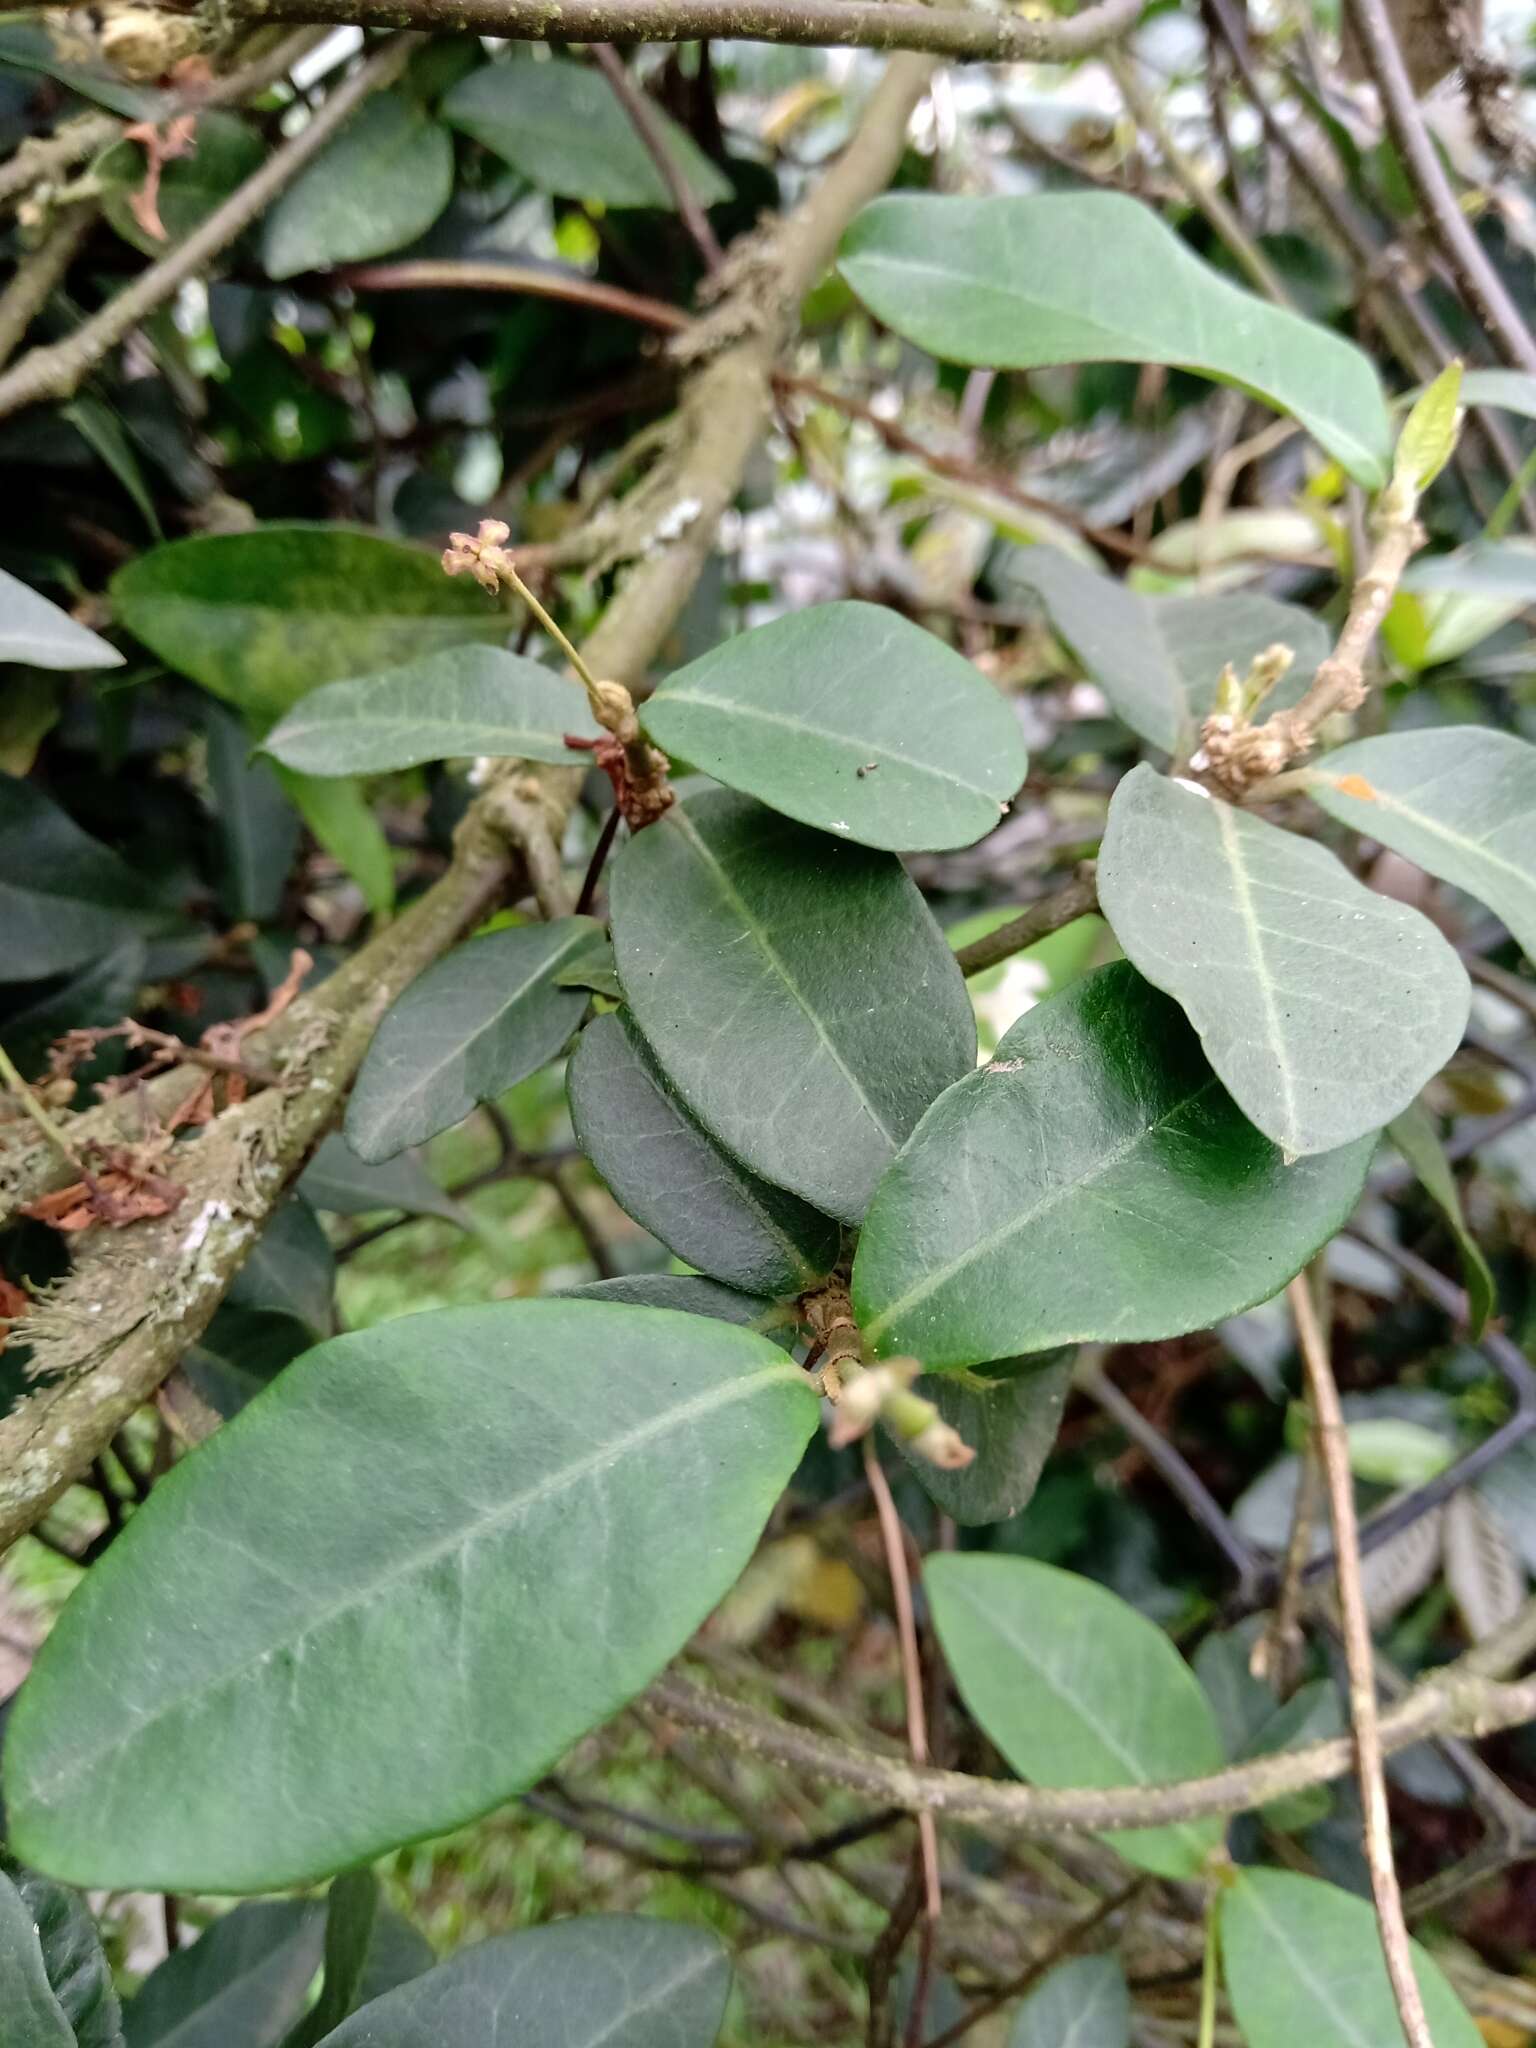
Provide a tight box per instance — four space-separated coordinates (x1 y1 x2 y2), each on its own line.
864 1440 941 1922
591 45 723 272
1289 1270 1431 2048
336 258 689 332
147 0 1145 63
1344 0 1536 376
953 873 1099 978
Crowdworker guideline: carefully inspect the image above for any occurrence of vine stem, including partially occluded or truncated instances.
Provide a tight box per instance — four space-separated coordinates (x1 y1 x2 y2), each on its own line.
1197 1885 1221 2048
1288 1270 1431 2048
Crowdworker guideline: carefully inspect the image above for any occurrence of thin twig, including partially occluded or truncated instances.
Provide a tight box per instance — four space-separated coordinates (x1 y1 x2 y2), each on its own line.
0 201 99 369
0 1040 87 1176
592 46 723 272
575 804 623 917
1288 1269 1431 2048
336 258 689 332
953 872 1099 978
1344 0 1536 376
864 1440 941 1923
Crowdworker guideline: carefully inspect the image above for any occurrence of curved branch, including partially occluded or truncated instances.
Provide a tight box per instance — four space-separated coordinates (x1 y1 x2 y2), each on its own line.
152 0 1143 65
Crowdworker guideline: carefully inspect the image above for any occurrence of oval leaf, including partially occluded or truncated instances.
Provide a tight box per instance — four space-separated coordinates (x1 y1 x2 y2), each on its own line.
1008 1954 1130 2048
886 1350 1074 1526
611 789 975 1224
298 1131 462 1222
346 917 602 1161
264 644 603 777
315 1917 729 2048
568 1009 841 1297
263 93 453 280
642 601 1026 851
1098 766 1470 1156
110 526 505 723
443 59 730 211
3 1301 816 1890
925 1553 1227 1877
839 193 1392 487
852 962 1374 1368
122 1901 326 2048
0 566 122 670
7 1866 123 2048
1309 727 1536 961
0 1867 75 2048
1220 1868 1482 2048
1008 548 1329 756
0 774 174 983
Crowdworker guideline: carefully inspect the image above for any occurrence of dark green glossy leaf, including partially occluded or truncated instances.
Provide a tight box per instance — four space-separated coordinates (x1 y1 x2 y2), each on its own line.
1309 727 1536 960
226 1198 335 1335
887 1351 1073 1526
4 1301 816 1890
281 1872 379 2048
179 1306 315 1422
839 193 1391 485
852 963 1374 1368
315 1917 729 2048
347 918 601 1161
642 602 1026 851
925 1553 1226 1877
443 59 730 210
350 1912 434 2012
1220 1869 1481 2048
1008 1954 1130 2048
263 94 453 280
61 401 160 538
110 527 505 723
98 112 264 256
122 1902 326 2048
273 765 395 917
1388 1101 1494 1338
569 1010 840 1296
0 566 122 670
298 1132 461 1223
558 1273 791 1333
611 790 975 1223
1097 767 1470 1155
0 1867 73 2048
1007 547 1329 756
0 775 174 982
205 705 300 924
4 1864 123 2048
263 645 603 776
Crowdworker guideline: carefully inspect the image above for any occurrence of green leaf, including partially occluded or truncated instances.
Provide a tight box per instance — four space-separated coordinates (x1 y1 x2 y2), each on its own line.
281 1873 379 2048
1220 1868 1482 2048
0 566 122 670
443 59 730 211
110 526 505 723
1008 548 1330 756
569 1010 840 1296
298 1132 461 1223
886 1351 1074 1526
4 1300 816 1891
558 1273 791 1333
97 110 264 256
1388 1101 1495 1338
852 962 1374 1369
0 774 175 982
1394 359 1463 492
1097 766 1470 1156
1344 1417 1455 1487
1309 727 1536 961
263 645 603 776
274 765 394 918
1008 1954 1130 2048
347 918 600 1161
641 602 1026 852
0 1867 74 2048
925 1553 1227 1877
263 94 453 280
839 193 1392 487
226 1198 335 1336
0 23 158 117
61 400 161 538
5 1867 123 2048
350 1912 434 2012
205 705 301 923
611 790 975 1224
314 1917 729 2048
179 1306 315 1423
1458 368 1536 419
121 1902 326 2048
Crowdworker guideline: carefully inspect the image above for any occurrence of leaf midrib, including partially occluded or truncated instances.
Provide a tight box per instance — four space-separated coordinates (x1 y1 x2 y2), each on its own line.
1212 798 1302 1151
34 1361 804 1804
1229 1880 1376 2048
1316 773 1534 894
